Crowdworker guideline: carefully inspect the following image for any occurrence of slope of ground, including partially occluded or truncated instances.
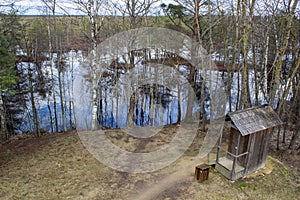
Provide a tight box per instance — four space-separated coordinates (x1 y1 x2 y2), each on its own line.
0 130 299 200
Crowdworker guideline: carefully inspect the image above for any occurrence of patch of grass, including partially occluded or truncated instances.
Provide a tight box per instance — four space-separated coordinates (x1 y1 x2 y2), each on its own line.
234 182 248 189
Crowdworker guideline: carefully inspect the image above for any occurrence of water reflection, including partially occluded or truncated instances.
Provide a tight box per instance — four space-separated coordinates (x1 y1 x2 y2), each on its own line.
74 47 212 130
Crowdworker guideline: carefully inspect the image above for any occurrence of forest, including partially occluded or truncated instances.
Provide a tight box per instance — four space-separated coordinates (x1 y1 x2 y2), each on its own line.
0 0 299 152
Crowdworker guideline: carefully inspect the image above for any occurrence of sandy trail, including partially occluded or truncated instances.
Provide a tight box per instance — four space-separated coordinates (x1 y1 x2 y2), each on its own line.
127 157 205 200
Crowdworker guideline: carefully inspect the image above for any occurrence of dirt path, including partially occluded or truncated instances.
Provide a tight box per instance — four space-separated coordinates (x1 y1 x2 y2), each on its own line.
1 131 299 200
127 157 203 200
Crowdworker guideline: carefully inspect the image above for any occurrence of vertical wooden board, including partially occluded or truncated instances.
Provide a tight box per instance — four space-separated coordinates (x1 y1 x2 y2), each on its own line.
256 131 264 166
248 132 261 171
247 135 255 171
258 130 270 166
262 130 272 162
248 130 269 172
254 132 261 167
258 130 268 166
255 132 263 170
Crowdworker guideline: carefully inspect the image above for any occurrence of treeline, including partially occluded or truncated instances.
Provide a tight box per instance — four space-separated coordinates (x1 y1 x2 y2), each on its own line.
0 0 299 151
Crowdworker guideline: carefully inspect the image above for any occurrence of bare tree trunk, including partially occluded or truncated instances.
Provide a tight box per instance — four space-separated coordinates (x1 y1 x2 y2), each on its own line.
28 67 40 137
62 60 68 129
290 129 300 150
222 16 232 112
68 52 75 129
262 18 270 101
73 0 107 129
104 88 108 126
0 95 8 141
98 85 103 127
186 0 200 120
90 0 99 130
193 0 200 42
128 93 135 127
57 54 67 132
115 90 119 128
52 3 67 133
177 66 181 124
251 22 258 105
201 0 211 130
47 97 53 133
277 53 300 112
52 77 58 132
240 0 256 109
289 74 300 150
46 14 59 133
231 0 241 110
269 0 299 107
236 71 240 110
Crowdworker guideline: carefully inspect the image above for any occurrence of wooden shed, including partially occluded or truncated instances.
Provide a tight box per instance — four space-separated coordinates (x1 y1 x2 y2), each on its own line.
215 105 282 180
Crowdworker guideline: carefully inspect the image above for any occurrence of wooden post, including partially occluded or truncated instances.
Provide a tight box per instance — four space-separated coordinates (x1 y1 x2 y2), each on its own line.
244 134 253 174
216 129 223 163
195 164 210 182
231 133 241 180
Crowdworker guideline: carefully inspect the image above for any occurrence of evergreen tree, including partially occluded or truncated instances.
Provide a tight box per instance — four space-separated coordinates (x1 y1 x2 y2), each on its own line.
0 26 18 141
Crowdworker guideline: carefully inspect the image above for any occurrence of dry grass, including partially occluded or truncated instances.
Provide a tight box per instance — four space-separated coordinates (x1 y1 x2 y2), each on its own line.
0 129 299 200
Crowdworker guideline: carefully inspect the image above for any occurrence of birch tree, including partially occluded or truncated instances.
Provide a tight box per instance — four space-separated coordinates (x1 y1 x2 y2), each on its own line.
74 0 107 130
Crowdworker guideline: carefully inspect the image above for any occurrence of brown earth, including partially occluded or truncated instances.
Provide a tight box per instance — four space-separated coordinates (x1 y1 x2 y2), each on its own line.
0 128 299 200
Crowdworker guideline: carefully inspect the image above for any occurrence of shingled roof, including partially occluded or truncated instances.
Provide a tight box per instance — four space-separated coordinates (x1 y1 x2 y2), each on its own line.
227 105 282 136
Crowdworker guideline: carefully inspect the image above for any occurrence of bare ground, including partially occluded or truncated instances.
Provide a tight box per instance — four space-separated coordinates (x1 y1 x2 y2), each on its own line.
0 128 299 200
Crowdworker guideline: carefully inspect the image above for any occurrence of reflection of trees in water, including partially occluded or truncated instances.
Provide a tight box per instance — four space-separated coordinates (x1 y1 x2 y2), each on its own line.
95 48 210 129
129 83 174 127
138 83 173 108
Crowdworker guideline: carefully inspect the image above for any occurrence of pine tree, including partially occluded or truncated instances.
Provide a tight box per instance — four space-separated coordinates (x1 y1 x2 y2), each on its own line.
0 30 18 141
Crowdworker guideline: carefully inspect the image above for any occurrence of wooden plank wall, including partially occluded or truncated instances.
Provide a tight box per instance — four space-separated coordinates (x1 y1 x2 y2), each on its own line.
247 130 269 171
